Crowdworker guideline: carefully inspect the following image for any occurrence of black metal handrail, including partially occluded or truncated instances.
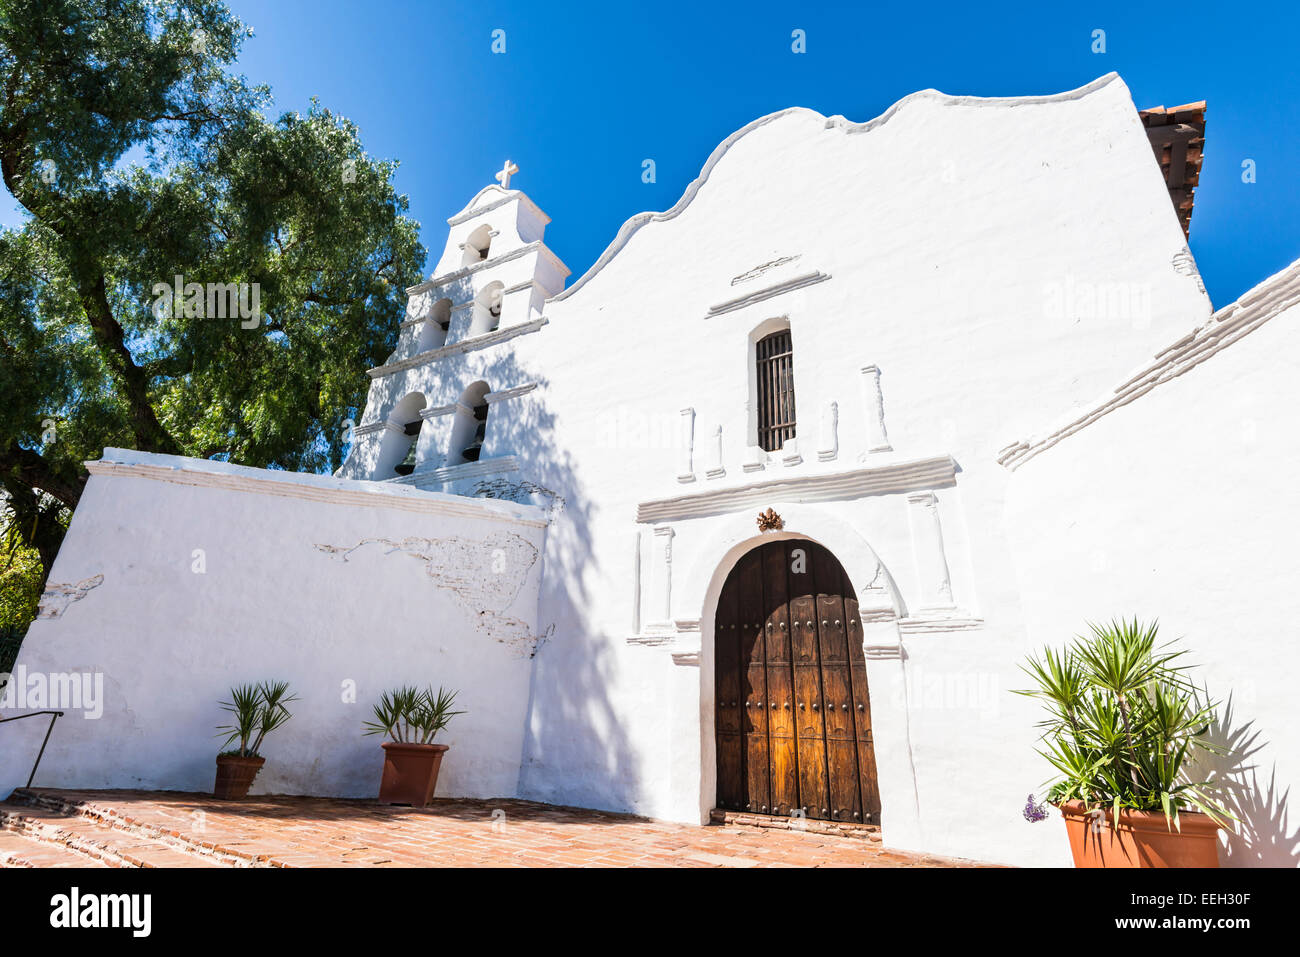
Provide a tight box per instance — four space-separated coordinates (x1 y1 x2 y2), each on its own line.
0 710 64 788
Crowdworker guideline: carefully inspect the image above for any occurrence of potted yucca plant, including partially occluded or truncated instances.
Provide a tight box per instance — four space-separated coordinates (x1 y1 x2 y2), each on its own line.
364 685 462 807
1017 619 1233 868
213 681 297 799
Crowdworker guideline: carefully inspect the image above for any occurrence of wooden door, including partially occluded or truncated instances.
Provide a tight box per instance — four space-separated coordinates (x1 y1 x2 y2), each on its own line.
714 540 882 824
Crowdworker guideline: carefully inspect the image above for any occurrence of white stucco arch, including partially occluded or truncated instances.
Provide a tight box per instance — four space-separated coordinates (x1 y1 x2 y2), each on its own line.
447 380 492 464
468 281 505 337
683 503 904 621
374 391 427 478
417 297 452 352
681 502 910 824
461 223 493 267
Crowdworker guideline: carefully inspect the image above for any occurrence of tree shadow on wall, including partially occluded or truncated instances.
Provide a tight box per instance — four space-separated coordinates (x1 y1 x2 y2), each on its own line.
463 349 642 818
1196 695 1300 867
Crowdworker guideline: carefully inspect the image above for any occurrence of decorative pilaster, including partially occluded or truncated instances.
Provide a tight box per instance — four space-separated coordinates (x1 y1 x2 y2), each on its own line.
677 408 696 483
632 530 643 635
906 492 954 609
861 365 893 453
416 404 459 471
817 400 839 462
649 526 676 629
705 424 725 479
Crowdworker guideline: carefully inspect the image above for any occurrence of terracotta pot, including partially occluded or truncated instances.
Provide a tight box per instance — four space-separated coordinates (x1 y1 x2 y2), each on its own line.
1057 800 1222 868
213 754 265 800
378 742 449 807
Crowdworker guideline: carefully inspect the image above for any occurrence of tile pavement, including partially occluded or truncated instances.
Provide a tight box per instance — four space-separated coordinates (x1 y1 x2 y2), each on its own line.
0 789 999 868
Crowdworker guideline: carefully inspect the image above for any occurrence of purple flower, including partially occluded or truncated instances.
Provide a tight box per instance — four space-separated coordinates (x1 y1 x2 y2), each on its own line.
1023 793 1050 823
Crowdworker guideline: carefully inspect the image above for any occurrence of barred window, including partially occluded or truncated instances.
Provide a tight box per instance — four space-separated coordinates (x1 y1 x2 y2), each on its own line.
756 330 796 452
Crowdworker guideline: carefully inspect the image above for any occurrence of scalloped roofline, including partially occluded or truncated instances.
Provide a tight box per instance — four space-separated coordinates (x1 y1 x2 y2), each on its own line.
550 72 1125 303
447 183 551 228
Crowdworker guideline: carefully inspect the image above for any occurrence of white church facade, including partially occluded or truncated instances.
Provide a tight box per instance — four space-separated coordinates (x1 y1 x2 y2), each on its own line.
5 73 1297 867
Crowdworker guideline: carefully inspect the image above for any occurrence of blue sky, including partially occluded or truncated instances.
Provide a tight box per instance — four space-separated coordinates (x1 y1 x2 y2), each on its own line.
12 0 1300 308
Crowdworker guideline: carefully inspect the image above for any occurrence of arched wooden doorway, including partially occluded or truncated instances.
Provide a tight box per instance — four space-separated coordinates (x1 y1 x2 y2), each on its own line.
714 539 882 824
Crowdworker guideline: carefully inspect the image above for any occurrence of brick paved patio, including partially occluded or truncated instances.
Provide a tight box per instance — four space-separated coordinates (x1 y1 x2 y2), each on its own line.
0 789 998 867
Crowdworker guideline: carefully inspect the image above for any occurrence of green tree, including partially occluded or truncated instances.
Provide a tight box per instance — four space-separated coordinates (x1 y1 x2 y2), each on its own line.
0 0 425 615
1 497 45 628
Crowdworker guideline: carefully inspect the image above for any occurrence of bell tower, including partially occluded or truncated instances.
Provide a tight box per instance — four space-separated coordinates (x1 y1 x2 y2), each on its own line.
337 162 569 486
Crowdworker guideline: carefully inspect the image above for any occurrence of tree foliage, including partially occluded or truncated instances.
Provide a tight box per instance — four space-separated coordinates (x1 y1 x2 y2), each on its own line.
0 0 425 612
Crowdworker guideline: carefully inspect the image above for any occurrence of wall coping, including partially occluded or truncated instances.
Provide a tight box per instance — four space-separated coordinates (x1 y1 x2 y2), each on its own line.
85 448 548 527
552 73 1123 304
635 453 958 523
999 256 1300 470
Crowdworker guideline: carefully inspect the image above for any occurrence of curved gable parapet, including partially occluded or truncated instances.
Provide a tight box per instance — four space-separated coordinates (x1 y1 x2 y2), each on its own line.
550 73 1124 304
448 184 515 223
446 184 553 229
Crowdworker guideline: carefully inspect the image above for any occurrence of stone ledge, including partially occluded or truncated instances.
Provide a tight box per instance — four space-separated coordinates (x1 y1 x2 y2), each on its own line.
85 448 547 527
709 808 882 839
635 454 958 523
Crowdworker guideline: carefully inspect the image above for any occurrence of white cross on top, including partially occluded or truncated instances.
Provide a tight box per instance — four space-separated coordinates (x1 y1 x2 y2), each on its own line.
495 159 519 189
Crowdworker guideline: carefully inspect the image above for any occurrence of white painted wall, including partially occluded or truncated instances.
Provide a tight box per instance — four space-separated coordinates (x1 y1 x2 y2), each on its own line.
1006 277 1300 868
325 72 1257 866
0 449 547 801
11 71 1293 869
490 73 1212 865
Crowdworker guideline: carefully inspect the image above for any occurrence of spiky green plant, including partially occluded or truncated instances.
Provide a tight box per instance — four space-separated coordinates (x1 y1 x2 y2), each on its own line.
216 680 299 757
1016 619 1232 831
363 685 463 744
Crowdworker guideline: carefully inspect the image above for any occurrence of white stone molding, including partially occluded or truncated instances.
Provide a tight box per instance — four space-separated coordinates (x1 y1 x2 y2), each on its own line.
386 455 520 488
353 418 407 438
677 408 696 483
860 607 901 625
399 281 545 329
626 617 702 664
444 184 551 229
896 615 984 635
484 383 539 405
85 450 546 527
731 255 801 286
648 526 676 630
631 531 643 635
670 649 701 667
863 640 904 660
999 257 1300 470
636 454 957 523
627 633 676 648
906 492 955 609
705 271 831 318
705 424 726 479
406 239 569 296
552 74 1123 304
418 403 461 420
367 317 548 378
817 400 839 462
741 447 766 473
860 365 893 453
781 438 802 468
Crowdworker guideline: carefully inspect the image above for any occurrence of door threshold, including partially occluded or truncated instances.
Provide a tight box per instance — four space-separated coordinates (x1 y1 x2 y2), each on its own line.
709 808 881 841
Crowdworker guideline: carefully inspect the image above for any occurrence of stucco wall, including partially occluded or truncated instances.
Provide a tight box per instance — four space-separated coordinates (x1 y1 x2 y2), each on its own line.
1005 293 1300 868
12 71 1286 870
490 74 1210 864
0 450 547 801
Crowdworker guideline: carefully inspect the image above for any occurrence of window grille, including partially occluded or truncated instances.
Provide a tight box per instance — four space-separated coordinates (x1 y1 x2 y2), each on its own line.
756 330 796 452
